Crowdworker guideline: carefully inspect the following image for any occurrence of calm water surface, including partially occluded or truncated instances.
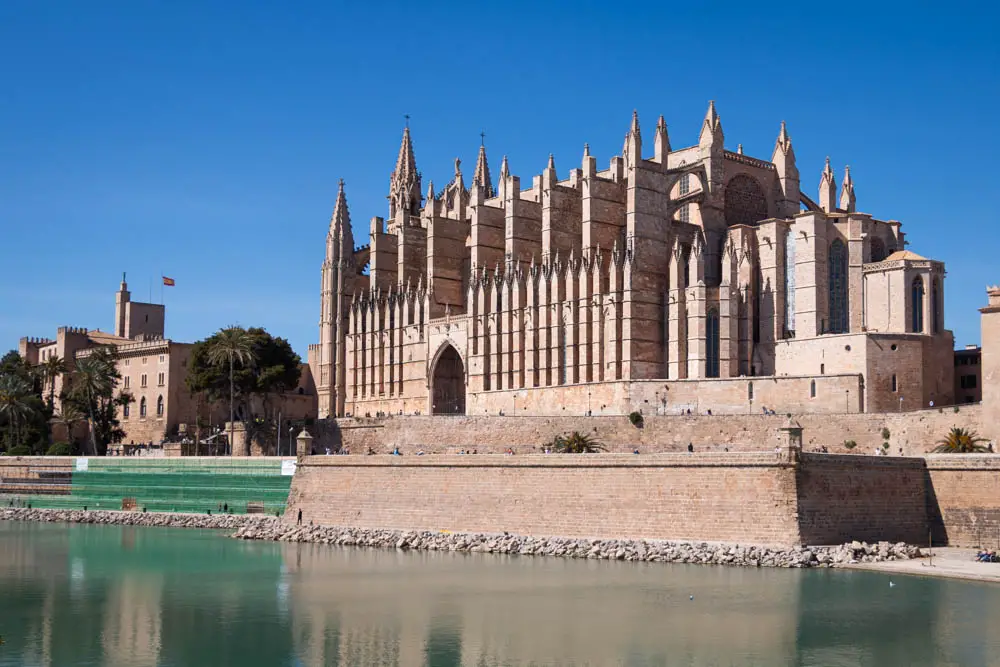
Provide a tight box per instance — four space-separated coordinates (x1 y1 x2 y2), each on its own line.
1 521 999 667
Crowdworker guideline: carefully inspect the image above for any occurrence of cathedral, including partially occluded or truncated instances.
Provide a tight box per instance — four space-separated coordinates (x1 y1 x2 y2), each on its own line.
309 103 955 418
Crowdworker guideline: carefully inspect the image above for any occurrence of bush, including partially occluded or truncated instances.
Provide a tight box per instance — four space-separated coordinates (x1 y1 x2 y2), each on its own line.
628 411 644 428
880 427 891 440
6 445 32 456
843 440 857 450
954 406 960 413
46 442 74 456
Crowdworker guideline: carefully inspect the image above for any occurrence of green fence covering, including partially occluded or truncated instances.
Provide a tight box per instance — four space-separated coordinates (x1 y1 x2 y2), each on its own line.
2 458 294 515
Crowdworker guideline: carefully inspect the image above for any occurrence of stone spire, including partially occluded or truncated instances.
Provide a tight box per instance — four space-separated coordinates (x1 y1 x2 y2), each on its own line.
654 115 670 163
839 165 856 213
328 178 354 260
624 109 642 167
772 121 800 218
699 100 724 146
472 137 494 198
819 157 837 213
388 125 422 220
497 155 510 201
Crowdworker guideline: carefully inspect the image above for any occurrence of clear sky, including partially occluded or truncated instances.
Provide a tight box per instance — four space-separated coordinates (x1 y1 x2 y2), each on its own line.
2 0 997 359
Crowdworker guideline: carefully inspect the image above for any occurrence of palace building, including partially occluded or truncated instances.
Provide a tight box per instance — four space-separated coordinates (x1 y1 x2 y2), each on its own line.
309 103 955 418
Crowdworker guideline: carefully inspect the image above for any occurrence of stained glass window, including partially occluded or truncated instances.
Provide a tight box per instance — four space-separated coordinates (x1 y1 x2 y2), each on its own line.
912 277 925 333
785 228 796 336
828 240 848 333
706 308 720 378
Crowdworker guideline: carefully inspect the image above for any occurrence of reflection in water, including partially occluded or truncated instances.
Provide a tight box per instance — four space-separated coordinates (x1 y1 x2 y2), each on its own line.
1 522 999 667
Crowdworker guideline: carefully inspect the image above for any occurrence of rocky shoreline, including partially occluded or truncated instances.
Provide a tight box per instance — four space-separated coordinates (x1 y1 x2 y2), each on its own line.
232 522 924 569
0 507 281 531
1 508 924 569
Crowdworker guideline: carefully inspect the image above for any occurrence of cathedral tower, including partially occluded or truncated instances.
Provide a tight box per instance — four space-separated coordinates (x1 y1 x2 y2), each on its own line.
318 179 356 417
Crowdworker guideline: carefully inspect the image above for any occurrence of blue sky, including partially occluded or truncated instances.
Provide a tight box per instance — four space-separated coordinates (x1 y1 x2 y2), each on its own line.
1 0 997 358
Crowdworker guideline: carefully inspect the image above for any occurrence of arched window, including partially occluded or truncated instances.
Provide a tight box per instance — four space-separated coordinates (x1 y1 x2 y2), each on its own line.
139 397 147 418
683 244 691 288
810 380 816 398
870 237 886 263
679 203 690 223
828 240 849 333
706 308 720 378
784 228 796 336
679 174 690 195
891 374 898 392
931 278 940 334
911 277 925 333
156 395 164 417
123 402 130 419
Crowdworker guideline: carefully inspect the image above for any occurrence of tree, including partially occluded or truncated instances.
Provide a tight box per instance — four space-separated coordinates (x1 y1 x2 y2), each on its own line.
550 431 607 454
932 427 990 454
205 327 257 456
67 348 128 456
188 327 301 455
52 402 85 446
39 355 67 410
0 374 37 452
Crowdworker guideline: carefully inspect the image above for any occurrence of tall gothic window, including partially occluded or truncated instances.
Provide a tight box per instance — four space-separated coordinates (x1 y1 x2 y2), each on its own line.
679 203 690 223
784 228 796 336
828 239 848 333
912 277 925 333
156 395 164 417
870 237 886 263
139 397 147 418
683 244 691 288
931 278 940 334
706 308 720 378
679 174 690 195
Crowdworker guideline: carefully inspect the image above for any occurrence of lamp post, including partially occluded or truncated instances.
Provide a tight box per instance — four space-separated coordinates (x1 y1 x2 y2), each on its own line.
587 390 592 416
287 426 294 457
655 391 659 416
512 392 516 416
845 389 850 413
899 396 904 413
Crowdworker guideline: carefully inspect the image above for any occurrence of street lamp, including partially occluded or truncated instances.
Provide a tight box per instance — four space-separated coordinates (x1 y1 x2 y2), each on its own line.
287 426 294 457
845 389 850 413
899 396 904 413
587 390 592 416
655 391 659 416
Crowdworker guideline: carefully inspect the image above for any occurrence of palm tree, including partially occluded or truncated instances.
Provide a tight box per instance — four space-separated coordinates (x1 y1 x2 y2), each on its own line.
0 374 36 451
206 327 256 456
551 431 607 454
52 402 85 446
40 355 68 410
72 354 115 456
932 427 991 454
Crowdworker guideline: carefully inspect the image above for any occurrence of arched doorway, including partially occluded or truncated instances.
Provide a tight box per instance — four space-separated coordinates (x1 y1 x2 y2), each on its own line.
431 344 466 415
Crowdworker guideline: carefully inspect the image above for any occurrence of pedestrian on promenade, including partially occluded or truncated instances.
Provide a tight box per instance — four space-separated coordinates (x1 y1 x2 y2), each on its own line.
297 509 302 525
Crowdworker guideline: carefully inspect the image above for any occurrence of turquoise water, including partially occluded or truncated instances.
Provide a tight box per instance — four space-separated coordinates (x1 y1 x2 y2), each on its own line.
1 521 999 666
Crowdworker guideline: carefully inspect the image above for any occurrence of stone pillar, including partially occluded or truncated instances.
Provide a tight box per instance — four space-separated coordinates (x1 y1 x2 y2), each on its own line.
296 430 314 462
227 422 248 457
778 417 803 463
980 286 1000 444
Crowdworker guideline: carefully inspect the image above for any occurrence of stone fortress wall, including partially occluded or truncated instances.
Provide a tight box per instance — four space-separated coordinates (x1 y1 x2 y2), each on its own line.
287 450 997 547
317 403 982 457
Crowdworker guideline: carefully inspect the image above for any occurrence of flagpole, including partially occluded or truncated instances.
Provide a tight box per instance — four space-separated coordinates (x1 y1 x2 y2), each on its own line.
160 270 164 305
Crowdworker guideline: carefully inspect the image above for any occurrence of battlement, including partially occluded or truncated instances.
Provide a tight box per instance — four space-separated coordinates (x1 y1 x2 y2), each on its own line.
19 336 55 346
57 326 89 336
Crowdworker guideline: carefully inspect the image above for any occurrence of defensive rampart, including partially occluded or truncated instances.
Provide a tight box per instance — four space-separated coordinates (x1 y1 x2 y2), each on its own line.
316 403 983 456
287 451 948 546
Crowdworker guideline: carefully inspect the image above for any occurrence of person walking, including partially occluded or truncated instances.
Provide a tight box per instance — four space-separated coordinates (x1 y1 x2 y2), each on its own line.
297 509 303 525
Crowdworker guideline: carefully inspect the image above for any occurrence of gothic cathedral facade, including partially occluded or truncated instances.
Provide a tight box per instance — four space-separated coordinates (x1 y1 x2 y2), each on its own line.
309 103 955 418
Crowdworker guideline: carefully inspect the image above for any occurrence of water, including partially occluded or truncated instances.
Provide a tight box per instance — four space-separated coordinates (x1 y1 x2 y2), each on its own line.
1 522 998 667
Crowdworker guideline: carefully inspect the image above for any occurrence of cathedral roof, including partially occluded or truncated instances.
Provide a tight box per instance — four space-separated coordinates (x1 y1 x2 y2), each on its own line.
884 250 927 261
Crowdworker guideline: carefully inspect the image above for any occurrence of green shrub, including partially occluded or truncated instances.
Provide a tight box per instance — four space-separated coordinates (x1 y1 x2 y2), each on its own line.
880 427 891 440
843 440 857 450
46 442 74 456
628 411 644 427
6 445 32 456
954 406 960 413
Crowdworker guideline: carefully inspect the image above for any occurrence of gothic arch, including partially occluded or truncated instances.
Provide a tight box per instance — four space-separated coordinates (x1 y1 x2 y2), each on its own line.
429 342 466 415
724 174 769 227
911 277 925 333
828 239 849 333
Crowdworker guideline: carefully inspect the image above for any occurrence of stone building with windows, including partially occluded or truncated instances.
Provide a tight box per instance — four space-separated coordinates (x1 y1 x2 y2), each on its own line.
310 103 954 418
20 278 318 448
954 345 982 404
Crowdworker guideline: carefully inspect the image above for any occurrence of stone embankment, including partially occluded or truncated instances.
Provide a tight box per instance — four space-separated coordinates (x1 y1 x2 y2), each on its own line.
233 523 923 569
1 508 280 530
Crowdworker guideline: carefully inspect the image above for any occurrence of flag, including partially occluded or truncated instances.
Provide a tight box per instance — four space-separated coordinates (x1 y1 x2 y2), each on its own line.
162 276 175 287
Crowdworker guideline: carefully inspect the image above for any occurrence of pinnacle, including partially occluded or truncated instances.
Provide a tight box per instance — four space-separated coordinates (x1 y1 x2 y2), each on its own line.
394 126 417 177
583 143 590 157
473 141 494 197
657 114 666 131
547 153 555 170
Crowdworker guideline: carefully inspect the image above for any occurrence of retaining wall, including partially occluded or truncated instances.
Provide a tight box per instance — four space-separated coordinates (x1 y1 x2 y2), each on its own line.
316 404 984 457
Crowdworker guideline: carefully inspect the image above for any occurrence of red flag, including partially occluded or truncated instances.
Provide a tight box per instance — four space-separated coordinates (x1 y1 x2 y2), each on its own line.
162 277 175 287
